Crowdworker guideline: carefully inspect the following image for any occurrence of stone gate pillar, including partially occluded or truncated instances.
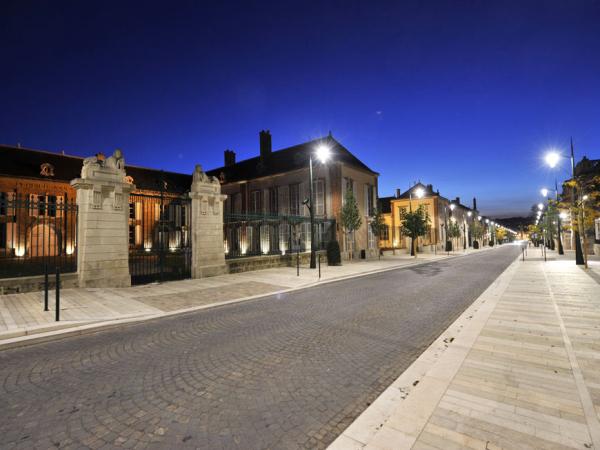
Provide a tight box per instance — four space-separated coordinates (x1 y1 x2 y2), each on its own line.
190 165 227 278
71 150 134 288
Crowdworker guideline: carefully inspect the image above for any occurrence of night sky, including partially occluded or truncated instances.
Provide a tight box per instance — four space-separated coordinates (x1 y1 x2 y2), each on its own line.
2 1 599 217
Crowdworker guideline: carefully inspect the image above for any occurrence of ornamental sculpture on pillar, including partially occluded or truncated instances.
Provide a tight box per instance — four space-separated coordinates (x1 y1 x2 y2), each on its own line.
189 164 228 278
71 149 134 288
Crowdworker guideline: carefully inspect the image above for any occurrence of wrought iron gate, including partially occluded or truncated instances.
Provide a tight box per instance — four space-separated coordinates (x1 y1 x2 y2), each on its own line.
128 193 191 285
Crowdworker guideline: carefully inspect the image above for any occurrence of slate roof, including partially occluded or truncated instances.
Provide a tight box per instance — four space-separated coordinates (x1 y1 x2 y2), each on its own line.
0 145 193 194
378 196 393 214
205 136 378 183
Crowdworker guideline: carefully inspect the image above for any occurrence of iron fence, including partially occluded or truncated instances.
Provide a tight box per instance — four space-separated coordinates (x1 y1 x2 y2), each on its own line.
224 212 335 259
0 193 77 279
128 192 191 285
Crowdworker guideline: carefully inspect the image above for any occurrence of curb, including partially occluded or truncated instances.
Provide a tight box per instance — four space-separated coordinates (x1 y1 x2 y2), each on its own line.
0 247 504 352
328 252 521 449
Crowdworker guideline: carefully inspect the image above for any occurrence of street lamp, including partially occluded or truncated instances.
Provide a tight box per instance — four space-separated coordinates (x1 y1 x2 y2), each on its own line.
308 144 330 269
408 186 425 256
544 144 583 264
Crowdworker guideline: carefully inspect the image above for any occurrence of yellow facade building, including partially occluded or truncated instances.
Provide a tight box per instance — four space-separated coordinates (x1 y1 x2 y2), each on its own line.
378 183 480 253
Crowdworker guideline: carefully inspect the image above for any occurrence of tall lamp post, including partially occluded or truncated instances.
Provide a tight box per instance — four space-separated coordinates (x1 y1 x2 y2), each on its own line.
308 145 331 269
545 146 584 265
408 186 425 256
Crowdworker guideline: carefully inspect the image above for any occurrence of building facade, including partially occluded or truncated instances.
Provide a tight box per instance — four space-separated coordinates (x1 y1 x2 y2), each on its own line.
378 183 482 253
206 131 379 259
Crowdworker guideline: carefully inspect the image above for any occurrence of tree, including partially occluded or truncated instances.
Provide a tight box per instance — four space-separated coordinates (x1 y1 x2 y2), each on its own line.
471 220 484 248
446 220 461 252
399 205 430 257
340 189 362 259
370 207 386 259
495 227 506 243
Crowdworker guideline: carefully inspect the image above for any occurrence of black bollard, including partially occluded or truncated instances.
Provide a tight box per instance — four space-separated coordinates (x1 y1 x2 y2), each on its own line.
44 264 49 311
522 247 525 261
297 249 300 276
318 254 321 279
55 267 60 322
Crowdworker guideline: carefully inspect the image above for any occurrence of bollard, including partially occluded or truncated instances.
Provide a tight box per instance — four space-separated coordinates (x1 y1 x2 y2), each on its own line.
55 267 60 322
296 249 300 276
522 247 525 261
44 264 49 312
318 254 321 279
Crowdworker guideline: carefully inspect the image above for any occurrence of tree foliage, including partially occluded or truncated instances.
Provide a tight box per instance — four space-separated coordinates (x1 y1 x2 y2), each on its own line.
340 189 362 233
470 220 484 242
400 205 430 256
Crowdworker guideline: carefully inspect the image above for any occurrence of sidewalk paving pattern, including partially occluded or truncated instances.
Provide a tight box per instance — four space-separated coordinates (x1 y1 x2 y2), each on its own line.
0 246 517 449
331 251 600 450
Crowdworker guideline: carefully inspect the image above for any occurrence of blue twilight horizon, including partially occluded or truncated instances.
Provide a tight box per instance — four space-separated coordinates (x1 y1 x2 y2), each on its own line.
1 0 599 218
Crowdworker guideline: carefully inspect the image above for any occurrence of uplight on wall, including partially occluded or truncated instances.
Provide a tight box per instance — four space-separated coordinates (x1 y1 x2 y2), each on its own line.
14 246 25 257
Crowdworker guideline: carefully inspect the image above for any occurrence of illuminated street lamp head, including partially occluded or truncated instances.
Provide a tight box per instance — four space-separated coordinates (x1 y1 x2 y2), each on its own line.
477 215 482 220
537 203 544 210
449 203 456 211
544 151 560 169
540 188 548 197
414 186 425 198
485 219 489 223
583 194 589 201
315 145 331 164
559 212 568 220
467 211 472 217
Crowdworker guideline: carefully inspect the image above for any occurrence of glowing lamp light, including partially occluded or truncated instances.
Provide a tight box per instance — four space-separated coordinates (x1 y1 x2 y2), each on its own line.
559 212 568 220
467 211 472 217
485 219 489 224
583 194 589 201
477 216 482 221
540 188 549 197
544 151 560 169
14 246 25 257
65 245 74 255
315 145 331 164
537 203 544 210
414 187 425 199
449 203 456 211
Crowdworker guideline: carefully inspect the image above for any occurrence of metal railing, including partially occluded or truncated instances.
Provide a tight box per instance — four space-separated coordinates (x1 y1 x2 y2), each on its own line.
0 193 77 279
223 212 335 259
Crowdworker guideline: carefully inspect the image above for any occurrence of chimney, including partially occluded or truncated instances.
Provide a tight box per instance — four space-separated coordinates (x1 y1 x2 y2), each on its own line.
224 149 236 167
259 130 272 159
396 188 401 198
455 197 460 205
427 184 433 192
472 197 477 210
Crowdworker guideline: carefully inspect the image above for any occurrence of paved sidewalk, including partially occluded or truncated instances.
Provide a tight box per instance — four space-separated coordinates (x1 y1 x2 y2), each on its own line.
330 251 600 449
0 247 493 346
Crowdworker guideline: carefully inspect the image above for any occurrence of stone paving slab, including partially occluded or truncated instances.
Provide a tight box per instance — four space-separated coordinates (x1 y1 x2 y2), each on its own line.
329 252 600 450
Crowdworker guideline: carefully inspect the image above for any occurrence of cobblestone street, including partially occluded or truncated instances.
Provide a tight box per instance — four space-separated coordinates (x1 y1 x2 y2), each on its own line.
0 246 519 449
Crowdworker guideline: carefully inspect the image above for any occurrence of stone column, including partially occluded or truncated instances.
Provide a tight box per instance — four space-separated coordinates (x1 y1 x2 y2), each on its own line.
190 165 227 278
70 150 134 288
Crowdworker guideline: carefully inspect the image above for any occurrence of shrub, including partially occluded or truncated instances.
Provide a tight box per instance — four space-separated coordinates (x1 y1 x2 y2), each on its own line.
473 240 479 249
326 240 341 266
489 240 494 247
445 240 453 252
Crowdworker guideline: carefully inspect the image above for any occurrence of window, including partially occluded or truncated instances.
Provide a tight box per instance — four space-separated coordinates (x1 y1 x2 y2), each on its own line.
381 225 390 241
0 223 6 249
366 185 375 216
250 190 262 214
268 188 278 214
368 224 376 249
0 192 6 216
129 224 135 247
47 195 57 217
289 184 300 215
314 179 325 216
129 203 136 219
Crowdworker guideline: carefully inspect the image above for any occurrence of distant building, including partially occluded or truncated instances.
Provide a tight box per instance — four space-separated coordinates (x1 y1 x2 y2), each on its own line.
378 183 481 252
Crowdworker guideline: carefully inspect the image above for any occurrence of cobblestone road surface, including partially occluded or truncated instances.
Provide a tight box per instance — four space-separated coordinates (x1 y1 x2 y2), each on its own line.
0 246 519 449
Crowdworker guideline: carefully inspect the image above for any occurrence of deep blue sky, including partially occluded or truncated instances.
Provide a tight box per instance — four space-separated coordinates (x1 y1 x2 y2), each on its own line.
2 1 599 217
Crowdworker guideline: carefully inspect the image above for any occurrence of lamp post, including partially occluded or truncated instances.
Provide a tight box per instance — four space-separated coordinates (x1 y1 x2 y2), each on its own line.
308 145 330 269
545 144 583 264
